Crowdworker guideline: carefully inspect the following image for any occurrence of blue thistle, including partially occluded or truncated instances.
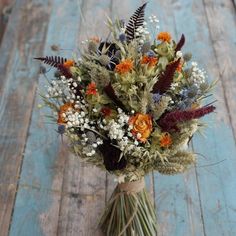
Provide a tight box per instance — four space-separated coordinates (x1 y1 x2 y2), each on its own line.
147 50 155 57
152 93 162 103
119 33 126 42
57 124 65 135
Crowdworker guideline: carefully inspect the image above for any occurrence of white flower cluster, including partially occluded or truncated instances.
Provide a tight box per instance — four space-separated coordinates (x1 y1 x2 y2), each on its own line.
46 76 68 98
103 108 129 140
98 108 136 151
170 82 180 90
46 76 82 105
64 104 90 131
148 14 160 29
65 105 104 157
190 61 207 86
135 23 150 44
81 39 89 45
106 120 125 140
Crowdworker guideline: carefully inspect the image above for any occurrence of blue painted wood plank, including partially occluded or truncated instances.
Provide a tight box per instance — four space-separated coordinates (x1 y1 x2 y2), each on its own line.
203 0 236 133
9 0 83 235
172 0 236 235
0 0 13 43
206 0 236 128
0 0 50 235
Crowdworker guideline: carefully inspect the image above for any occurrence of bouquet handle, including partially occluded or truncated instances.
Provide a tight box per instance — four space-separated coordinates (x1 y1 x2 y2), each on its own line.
99 178 158 236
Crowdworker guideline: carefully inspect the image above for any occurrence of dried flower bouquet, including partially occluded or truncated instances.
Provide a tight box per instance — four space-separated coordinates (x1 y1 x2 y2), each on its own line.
35 3 216 235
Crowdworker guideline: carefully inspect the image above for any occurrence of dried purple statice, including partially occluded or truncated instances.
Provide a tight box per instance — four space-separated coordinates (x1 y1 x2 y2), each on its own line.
158 105 216 132
175 34 185 53
152 59 180 94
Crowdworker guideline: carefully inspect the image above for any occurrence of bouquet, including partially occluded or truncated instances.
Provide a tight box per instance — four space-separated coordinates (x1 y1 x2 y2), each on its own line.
35 3 216 235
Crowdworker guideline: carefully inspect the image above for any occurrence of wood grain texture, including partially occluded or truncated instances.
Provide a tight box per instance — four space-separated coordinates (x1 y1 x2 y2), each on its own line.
163 0 236 235
173 0 236 235
2 0 236 235
188 0 236 235
0 1 51 235
203 0 236 137
0 0 14 43
9 0 82 235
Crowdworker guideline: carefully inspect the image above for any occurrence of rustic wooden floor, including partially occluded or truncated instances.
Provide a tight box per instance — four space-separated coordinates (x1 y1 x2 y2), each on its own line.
0 0 236 235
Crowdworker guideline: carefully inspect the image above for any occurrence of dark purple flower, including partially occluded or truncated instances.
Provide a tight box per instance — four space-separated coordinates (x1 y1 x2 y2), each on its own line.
98 140 126 171
158 105 216 132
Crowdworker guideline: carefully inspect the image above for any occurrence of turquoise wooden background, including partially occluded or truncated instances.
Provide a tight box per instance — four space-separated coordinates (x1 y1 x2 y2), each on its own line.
0 0 236 235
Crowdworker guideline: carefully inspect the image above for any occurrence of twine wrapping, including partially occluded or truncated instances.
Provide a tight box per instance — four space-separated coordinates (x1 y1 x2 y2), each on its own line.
117 178 145 236
99 177 157 236
118 178 145 194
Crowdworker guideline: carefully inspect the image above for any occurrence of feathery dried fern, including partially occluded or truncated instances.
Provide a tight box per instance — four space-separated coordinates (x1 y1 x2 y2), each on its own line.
34 56 68 68
125 3 147 42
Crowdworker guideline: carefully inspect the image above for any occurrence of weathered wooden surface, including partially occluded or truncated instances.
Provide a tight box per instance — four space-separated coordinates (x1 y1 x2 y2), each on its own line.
0 0 51 235
0 0 235 235
0 0 14 43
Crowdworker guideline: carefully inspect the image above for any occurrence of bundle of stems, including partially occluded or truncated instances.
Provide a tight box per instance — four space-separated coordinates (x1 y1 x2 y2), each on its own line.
99 179 157 236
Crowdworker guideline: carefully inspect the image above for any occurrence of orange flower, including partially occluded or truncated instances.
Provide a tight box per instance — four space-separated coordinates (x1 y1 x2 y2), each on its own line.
129 113 153 142
63 60 75 69
86 82 97 95
141 56 158 67
115 59 133 74
160 132 172 148
157 32 172 43
57 103 74 124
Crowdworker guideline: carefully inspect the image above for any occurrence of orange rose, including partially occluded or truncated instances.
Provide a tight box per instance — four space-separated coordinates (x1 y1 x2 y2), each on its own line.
129 113 153 142
57 103 74 124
